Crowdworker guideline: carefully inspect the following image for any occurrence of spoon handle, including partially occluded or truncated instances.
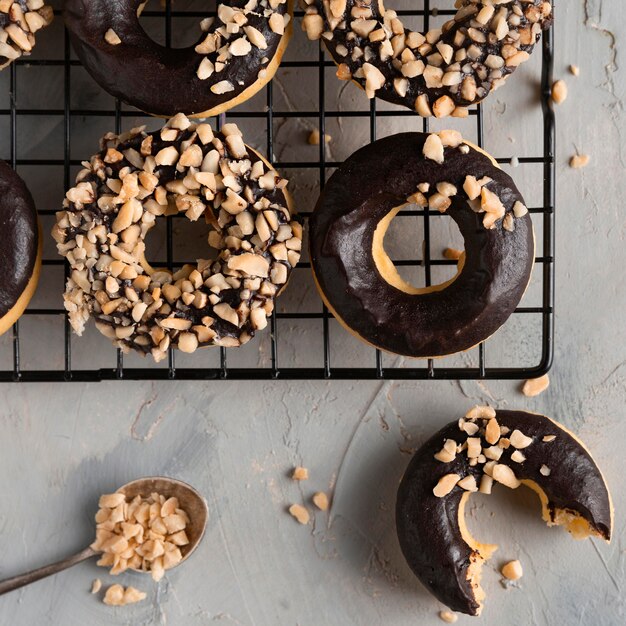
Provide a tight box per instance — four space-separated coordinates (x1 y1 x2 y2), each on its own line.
0 546 97 596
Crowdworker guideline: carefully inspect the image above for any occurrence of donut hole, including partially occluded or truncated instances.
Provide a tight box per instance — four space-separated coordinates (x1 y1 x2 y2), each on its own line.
139 0 218 49
375 204 464 294
141 214 218 274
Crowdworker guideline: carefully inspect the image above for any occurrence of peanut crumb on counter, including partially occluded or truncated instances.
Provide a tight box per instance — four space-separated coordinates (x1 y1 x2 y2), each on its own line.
501 559 523 581
569 64 580 77
103 584 147 606
91 578 102 594
569 154 590 169
438 610 458 623
288 504 310 524
292 466 309 481
551 79 568 104
522 373 550 397
308 130 332 145
312 491 329 511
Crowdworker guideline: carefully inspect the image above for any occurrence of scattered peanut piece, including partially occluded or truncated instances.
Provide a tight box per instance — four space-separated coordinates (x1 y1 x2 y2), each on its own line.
439 610 458 623
501 559 523 581
308 130 331 145
509 429 533 449
103 584 147 606
423 134 445 164
312 491 329 511
104 28 122 46
540 464 551 476
91 578 102 594
433 473 461 497
485 418 500 445
510 450 526 463
569 64 580 77
443 247 463 261
292 466 309 481
288 503 310 524
551 79 568 105
569 154 590 169
457 475 478 492
492 464 521 489
465 405 496 420
522 373 550 397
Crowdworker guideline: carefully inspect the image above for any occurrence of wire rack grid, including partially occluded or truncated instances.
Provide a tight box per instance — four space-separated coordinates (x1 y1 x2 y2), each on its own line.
0 0 555 382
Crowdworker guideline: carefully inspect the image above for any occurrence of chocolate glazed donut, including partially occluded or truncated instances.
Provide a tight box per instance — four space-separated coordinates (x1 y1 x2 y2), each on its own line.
309 132 534 358
64 0 292 117
396 408 613 615
0 160 42 336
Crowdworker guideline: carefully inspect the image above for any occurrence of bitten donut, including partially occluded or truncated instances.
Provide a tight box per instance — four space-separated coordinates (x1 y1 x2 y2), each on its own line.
0 0 53 70
64 0 292 118
53 113 302 362
396 407 613 616
309 131 533 358
0 160 42 335
301 0 552 117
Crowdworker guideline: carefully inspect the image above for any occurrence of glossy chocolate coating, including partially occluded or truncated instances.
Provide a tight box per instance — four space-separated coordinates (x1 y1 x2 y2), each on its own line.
396 410 612 615
309 132 533 357
64 0 287 117
0 160 39 319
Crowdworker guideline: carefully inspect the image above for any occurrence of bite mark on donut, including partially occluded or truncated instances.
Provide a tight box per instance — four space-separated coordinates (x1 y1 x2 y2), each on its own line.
398 407 613 615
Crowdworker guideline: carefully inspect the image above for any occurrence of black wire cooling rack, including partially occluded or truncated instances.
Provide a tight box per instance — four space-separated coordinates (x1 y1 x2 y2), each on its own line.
0 1 555 382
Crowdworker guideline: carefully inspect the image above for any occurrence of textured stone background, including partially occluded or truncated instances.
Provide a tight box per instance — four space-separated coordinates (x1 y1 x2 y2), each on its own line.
0 1 624 624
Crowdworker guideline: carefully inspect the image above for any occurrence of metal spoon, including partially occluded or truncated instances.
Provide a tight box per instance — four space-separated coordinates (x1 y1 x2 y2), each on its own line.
0 476 208 596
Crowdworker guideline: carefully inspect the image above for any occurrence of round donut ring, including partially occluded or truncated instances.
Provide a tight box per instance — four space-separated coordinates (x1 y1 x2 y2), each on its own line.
53 113 302 361
309 131 534 358
1 1 53 70
64 0 293 117
301 0 552 117
0 160 42 336
396 407 613 615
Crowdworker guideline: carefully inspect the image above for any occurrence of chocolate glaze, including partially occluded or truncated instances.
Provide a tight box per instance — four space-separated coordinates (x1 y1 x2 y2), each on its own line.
0 160 39 319
64 0 289 117
309 132 534 357
396 410 613 615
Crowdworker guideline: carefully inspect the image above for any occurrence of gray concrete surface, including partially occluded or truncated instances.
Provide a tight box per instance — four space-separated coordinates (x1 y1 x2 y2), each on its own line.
0 1 624 624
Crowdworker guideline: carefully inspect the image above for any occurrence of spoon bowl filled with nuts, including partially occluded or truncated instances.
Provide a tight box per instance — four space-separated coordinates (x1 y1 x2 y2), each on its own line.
0 476 208 596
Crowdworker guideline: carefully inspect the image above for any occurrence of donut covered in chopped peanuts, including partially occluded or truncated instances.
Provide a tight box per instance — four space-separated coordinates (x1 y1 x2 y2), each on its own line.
53 113 302 362
301 0 552 117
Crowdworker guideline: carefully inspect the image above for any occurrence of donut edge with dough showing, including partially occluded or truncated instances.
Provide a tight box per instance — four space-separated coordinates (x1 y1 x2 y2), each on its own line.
0 221 42 337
